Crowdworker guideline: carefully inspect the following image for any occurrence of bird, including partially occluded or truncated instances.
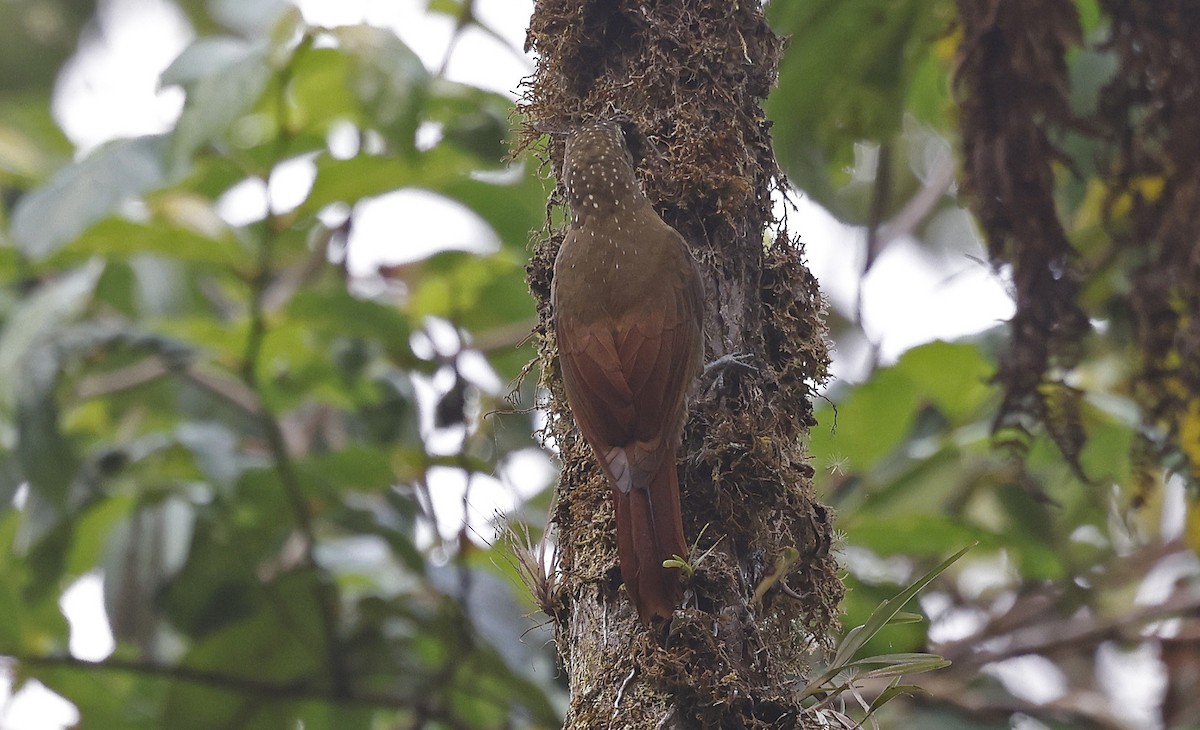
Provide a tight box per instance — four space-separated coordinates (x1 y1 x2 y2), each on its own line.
551 121 705 628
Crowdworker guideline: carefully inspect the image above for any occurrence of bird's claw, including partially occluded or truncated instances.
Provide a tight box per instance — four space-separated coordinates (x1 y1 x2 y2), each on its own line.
701 352 758 386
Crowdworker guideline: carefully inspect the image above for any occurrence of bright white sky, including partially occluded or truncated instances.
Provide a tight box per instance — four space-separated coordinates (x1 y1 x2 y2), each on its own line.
1 0 1021 726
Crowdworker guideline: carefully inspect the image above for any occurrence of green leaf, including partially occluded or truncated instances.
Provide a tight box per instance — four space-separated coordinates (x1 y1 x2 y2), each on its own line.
67 492 136 578
162 573 326 727
10 138 168 260
288 48 360 132
0 457 25 516
17 358 82 506
438 166 551 252
0 263 104 505
0 92 73 182
26 662 168 730
178 571 325 679
0 588 19 650
161 37 258 87
767 0 954 212
849 652 951 677
809 364 922 471
865 682 926 717
801 544 967 702
887 611 923 626
167 41 273 175
894 341 993 422
336 25 430 150
426 81 513 163
302 446 393 491
844 513 989 557
0 509 22 649
54 218 246 267
410 250 534 331
992 483 1067 581
287 288 414 363
831 543 973 669
300 145 475 213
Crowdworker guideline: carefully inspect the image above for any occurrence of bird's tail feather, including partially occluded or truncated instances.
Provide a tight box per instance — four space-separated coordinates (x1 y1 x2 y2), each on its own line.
613 456 688 626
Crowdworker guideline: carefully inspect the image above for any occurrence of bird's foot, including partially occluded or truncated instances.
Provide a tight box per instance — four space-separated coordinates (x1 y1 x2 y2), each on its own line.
702 352 757 377
701 352 757 391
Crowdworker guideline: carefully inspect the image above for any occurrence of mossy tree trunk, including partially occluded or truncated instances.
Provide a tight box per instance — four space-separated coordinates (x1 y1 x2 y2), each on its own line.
519 1 842 727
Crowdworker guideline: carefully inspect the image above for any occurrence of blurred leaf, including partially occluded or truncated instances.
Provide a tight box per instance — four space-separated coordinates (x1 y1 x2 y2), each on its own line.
336 25 431 152
0 0 95 93
301 145 476 213
288 47 359 132
209 0 295 38
27 663 168 730
0 259 103 385
0 263 104 505
303 446 393 491
0 507 23 649
767 0 954 213
845 513 990 557
410 250 534 331
439 166 551 251
810 364 922 471
67 491 136 578
0 457 24 514
10 137 167 260
992 482 1066 580
0 94 73 182
53 218 245 268
175 421 248 491
287 288 415 364
894 341 992 422
426 81 513 163
161 37 260 87
159 468 294 636
167 40 273 175
162 574 326 728
14 344 78 506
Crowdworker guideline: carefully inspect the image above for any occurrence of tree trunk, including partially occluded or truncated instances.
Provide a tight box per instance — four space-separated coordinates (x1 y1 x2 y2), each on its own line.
519 1 843 727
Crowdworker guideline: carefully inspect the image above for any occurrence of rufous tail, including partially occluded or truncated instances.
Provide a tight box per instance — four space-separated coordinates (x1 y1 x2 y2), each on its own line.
612 455 688 627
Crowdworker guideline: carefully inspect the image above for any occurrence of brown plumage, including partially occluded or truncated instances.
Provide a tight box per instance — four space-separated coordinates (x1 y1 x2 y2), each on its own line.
551 122 704 627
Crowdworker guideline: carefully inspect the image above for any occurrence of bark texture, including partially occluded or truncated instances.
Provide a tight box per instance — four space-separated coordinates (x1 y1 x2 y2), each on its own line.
518 1 842 727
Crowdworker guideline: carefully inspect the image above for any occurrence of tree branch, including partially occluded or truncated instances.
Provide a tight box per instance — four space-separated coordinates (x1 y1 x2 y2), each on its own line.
75 357 263 416
916 675 1128 730
935 589 1200 670
6 653 465 728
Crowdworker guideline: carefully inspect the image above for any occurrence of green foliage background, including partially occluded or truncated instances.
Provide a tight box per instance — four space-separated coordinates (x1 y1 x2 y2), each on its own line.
0 0 1195 728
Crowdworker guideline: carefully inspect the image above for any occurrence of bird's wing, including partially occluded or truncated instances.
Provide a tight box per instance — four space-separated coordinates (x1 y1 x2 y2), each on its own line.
556 267 700 493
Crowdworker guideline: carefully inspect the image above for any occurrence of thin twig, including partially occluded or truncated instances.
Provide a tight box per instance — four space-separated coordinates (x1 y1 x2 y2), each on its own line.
74 355 262 416
877 151 956 247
